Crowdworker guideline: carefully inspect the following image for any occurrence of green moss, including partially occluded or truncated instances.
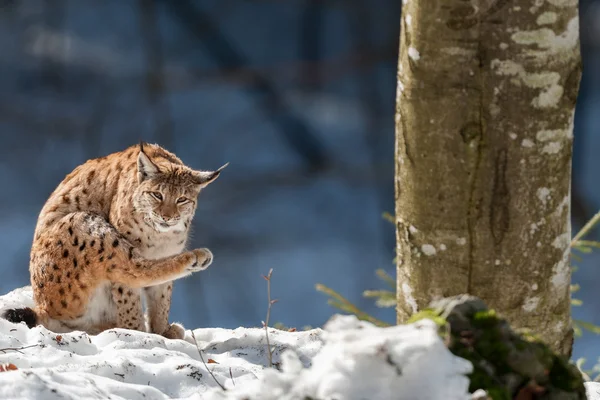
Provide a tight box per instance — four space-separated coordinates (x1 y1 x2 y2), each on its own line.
515 328 542 343
472 310 498 328
486 388 511 400
405 299 585 399
406 309 447 327
549 356 584 392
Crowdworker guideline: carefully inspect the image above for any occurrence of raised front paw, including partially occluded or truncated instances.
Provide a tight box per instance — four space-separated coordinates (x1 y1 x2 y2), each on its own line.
186 248 213 273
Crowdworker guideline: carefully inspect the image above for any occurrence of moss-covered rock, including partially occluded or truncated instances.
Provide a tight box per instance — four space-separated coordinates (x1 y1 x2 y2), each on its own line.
408 295 586 400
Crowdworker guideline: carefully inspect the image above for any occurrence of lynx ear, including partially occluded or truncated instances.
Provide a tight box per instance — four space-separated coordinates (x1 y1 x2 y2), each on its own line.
137 142 159 183
192 162 229 188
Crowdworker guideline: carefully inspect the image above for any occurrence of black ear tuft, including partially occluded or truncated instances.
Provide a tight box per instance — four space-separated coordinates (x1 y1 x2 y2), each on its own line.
2 307 37 328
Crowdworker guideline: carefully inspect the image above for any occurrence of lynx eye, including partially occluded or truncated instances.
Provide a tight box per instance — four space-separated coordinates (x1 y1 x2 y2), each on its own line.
176 197 189 205
150 192 163 201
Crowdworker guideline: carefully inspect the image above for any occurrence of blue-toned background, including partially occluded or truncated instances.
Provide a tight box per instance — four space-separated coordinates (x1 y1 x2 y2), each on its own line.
0 0 598 362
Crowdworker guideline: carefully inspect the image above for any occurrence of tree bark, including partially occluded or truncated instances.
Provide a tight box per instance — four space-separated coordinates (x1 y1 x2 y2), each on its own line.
395 0 580 355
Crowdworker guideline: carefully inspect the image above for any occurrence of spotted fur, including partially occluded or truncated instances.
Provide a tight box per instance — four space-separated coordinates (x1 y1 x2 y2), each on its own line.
2 143 226 339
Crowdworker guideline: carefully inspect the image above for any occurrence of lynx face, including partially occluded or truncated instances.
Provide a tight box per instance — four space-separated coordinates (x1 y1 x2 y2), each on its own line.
133 145 227 233
136 181 198 232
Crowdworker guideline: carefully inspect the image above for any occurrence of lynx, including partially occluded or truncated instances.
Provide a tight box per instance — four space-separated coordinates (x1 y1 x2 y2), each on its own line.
2 142 226 339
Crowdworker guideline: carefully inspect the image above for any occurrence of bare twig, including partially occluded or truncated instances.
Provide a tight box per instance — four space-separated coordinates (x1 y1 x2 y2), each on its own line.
0 344 41 354
190 330 226 391
229 367 235 386
262 268 278 368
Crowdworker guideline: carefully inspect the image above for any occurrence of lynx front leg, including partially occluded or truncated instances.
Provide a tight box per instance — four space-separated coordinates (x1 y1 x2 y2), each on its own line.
106 247 213 288
111 284 145 331
144 282 184 339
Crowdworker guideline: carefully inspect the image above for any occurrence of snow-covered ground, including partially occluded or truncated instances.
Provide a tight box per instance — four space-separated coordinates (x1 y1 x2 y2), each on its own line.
589 383 600 400
3 287 600 399
0 286 476 399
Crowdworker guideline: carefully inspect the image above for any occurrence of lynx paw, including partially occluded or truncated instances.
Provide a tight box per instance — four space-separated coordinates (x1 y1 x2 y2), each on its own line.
162 322 186 340
187 248 213 273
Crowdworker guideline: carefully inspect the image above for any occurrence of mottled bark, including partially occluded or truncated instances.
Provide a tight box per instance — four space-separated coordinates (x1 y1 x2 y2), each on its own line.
395 0 580 355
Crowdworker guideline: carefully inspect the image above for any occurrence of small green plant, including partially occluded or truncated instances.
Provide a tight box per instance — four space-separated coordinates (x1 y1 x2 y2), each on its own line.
570 210 600 337
576 357 600 382
315 278 392 327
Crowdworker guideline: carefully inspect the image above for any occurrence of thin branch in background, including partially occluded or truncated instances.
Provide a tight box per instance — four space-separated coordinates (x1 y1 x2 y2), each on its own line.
262 268 278 368
190 330 226 391
0 344 41 354
138 0 174 150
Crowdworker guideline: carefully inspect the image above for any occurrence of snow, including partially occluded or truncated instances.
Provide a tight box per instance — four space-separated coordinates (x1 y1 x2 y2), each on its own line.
522 138 535 148
537 187 551 207
511 16 579 55
537 12 558 25
536 128 572 154
547 0 577 7
552 232 571 249
0 287 474 399
210 315 472 400
490 58 564 109
408 47 420 61
421 244 437 256
533 83 564 109
541 141 563 154
522 296 540 312
401 282 418 313
537 128 573 141
586 382 600 399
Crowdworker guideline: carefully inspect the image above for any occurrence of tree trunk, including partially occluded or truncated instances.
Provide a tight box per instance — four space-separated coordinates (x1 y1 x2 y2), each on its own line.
395 0 580 355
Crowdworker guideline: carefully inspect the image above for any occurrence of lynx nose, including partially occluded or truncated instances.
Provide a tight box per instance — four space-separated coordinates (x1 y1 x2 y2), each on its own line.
159 204 178 222
160 215 179 226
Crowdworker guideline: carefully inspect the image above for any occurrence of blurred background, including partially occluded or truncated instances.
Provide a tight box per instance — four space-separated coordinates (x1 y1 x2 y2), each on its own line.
0 0 598 362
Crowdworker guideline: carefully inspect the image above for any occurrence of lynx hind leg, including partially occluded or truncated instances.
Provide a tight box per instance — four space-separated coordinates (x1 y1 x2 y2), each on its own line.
111 284 145 332
162 322 185 340
144 282 172 336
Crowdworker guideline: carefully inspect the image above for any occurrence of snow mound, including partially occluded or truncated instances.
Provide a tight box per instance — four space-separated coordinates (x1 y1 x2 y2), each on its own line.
0 287 473 399
206 314 473 400
587 382 600 399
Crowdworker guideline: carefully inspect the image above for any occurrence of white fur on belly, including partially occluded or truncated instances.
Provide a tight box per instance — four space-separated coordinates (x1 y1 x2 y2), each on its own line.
66 282 117 332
